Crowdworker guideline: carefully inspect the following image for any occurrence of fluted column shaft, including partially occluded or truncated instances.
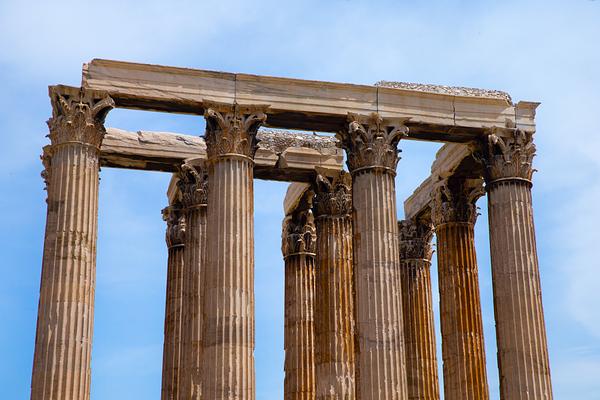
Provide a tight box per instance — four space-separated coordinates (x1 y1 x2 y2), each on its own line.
432 178 488 400
398 220 439 400
161 205 186 400
31 88 113 400
314 216 356 399
338 113 409 399
313 172 355 400
201 103 267 400
284 254 316 400
282 198 317 400
282 208 317 400
203 156 254 399
483 130 552 399
175 161 208 400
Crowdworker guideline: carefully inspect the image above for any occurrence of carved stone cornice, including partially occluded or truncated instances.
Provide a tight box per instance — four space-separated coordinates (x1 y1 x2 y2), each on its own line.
313 171 352 218
177 162 208 209
203 101 268 160
336 112 409 174
162 204 186 248
398 219 434 261
47 87 114 149
431 178 485 226
282 208 317 257
482 128 536 186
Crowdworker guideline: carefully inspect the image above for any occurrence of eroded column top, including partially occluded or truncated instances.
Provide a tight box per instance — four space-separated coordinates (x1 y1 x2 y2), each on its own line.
398 219 434 261
313 171 352 218
282 190 316 259
177 160 209 210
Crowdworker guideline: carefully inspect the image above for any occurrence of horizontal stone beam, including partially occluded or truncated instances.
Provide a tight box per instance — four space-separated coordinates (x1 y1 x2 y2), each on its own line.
81 59 539 141
101 128 343 182
403 143 476 221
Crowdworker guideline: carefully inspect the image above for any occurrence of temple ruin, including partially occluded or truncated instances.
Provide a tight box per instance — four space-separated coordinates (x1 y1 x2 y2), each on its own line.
32 59 552 399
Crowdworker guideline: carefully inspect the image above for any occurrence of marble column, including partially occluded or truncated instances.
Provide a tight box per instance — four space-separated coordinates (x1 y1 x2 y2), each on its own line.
431 177 489 400
161 204 186 400
31 87 114 400
282 192 317 400
201 102 267 400
483 129 552 399
398 219 439 400
176 161 208 400
312 172 356 400
337 112 409 400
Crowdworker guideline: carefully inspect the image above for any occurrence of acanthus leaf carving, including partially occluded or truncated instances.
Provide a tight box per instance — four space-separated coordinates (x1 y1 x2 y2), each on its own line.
177 162 209 209
46 87 114 149
313 171 352 217
431 177 485 226
398 219 434 261
483 128 536 184
282 197 317 257
337 112 409 173
203 101 268 160
162 204 186 248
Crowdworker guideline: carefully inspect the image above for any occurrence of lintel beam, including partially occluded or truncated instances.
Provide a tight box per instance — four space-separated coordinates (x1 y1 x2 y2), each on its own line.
81 59 539 142
403 143 481 221
100 128 343 182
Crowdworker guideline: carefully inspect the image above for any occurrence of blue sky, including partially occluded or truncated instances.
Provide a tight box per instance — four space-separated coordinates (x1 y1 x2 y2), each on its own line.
1 0 599 398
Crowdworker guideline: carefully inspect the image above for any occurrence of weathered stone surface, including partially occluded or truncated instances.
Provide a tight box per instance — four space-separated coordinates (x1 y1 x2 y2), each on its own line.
312 172 355 400
282 195 317 400
375 81 512 102
32 87 113 400
398 219 440 400
161 205 186 400
259 129 338 153
82 59 536 138
100 127 343 180
431 178 489 400
483 130 553 400
339 116 408 399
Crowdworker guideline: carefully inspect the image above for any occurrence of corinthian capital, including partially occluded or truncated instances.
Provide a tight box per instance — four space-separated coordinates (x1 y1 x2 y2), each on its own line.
177 161 208 209
46 86 114 149
282 189 316 257
483 128 536 185
398 219 434 261
313 171 352 218
203 101 268 160
162 205 186 248
282 209 317 257
431 177 485 226
337 112 409 174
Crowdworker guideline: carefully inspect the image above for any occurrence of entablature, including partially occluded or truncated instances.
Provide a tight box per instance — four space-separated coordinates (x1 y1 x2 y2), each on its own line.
78 59 539 142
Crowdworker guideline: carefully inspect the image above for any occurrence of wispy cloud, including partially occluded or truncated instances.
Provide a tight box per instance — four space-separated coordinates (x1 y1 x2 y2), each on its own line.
2 1 600 399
